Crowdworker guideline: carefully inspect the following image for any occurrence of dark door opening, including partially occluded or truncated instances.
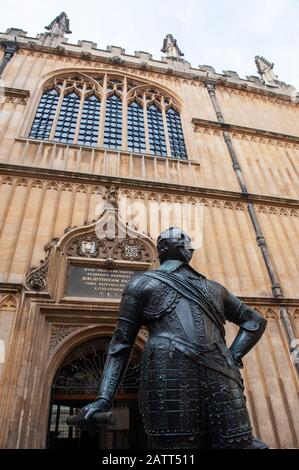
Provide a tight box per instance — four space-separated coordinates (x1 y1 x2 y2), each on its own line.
47 337 147 449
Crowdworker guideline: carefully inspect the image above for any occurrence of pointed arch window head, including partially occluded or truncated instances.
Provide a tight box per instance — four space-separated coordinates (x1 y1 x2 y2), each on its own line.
127 101 146 153
29 88 59 140
147 104 167 157
28 73 187 159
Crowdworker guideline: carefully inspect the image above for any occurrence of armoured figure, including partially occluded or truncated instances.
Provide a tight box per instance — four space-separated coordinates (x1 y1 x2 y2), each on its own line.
78 228 267 449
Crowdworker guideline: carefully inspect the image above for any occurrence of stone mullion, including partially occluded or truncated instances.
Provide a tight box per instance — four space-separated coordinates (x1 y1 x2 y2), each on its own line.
98 74 108 146
161 97 171 157
49 81 66 141
143 93 150 154
122 77 128 151
73 83 86 144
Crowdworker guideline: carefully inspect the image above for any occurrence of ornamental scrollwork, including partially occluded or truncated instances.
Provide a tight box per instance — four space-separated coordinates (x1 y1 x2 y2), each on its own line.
25 259 50 291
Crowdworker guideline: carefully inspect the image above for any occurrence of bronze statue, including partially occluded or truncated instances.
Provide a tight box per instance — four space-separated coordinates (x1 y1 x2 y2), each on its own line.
77 227 267 449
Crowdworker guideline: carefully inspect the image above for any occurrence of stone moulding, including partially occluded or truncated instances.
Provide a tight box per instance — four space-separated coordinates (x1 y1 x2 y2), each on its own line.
192 117 299 145
0 36 297 103
24 200 157 300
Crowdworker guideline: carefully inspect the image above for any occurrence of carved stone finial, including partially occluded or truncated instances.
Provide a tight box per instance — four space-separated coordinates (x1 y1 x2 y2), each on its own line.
255 55 297 94
45 12 71 38
161 34 184 59
255 55 279 87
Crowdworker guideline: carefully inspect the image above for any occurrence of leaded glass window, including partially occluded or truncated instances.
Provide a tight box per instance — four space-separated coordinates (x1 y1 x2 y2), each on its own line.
29 88 59 140
29 73 187 159
127 101 146 153
54 92 80 144
77 95 100 146
103 94 122 149
147 104 167 157
166 107 187 159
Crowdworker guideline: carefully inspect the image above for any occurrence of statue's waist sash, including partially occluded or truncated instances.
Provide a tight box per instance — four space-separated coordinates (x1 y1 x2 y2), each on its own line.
150 332 243 388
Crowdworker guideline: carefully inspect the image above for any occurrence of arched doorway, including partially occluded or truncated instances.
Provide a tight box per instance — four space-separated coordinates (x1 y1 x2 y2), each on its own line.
47 337 147 449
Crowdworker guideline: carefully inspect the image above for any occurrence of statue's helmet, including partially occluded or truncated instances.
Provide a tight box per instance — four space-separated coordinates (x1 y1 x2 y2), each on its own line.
157 227 194 264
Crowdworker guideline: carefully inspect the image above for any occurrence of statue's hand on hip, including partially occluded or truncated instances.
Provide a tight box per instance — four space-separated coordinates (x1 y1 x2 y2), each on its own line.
77 397 112 432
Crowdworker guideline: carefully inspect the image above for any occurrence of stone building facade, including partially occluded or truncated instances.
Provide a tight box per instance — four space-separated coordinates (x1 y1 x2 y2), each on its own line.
0 13 298 449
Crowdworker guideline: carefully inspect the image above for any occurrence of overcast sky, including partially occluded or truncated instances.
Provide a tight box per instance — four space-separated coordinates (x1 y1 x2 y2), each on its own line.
0 0 298 88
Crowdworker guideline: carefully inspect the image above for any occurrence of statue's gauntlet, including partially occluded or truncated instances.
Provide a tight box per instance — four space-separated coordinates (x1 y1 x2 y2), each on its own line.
229 305 267 368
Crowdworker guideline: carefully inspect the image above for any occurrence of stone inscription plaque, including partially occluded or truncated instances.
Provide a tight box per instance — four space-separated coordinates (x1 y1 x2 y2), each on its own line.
67 264 143 299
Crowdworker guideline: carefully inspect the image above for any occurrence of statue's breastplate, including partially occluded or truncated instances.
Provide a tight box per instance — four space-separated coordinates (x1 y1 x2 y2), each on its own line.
142 282 179 320
143 279 221 343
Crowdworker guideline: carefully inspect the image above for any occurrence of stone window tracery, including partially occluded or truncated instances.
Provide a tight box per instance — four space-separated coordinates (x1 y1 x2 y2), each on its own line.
29 88 59 140
29 73 187 159
127 100 146 153
54 91 80 144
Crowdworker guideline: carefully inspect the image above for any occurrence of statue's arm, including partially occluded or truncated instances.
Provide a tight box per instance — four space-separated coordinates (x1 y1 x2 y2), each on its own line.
224 291 267 368
97 289 143 403
77 277 144 430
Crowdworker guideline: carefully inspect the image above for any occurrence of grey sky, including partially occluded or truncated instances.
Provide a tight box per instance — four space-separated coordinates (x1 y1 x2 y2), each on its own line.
1 0 299 88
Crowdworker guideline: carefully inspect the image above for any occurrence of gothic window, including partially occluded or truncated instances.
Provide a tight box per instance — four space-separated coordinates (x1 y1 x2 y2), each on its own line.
166 107 187 159
147 104 167 156
127 101 146 153
77 94 100 146
104 94 122 149
29 88 59 140
54 92 80 144
29 73 187 159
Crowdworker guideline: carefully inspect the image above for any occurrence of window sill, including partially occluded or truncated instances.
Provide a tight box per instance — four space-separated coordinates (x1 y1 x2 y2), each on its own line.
11 137 201 187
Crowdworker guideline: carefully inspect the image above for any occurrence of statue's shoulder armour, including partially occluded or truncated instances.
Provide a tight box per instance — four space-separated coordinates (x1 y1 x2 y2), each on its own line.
122 273 153 303
141 271 178 320
201 279 227 315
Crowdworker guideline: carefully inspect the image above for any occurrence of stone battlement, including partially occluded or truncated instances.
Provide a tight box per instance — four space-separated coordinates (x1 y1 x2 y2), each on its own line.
0 26 297 101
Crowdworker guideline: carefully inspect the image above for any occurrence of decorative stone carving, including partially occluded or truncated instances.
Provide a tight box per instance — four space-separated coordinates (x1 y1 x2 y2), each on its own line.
255 56 278 87
49 324 82 356
255 56 296 93
45 12 71 38
0 294 17 310
24 205 156 298
161 34 184 59
25 259 50 291
104 185 118 208
67 235 108 258
2 96 28 105
113 239 152 263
